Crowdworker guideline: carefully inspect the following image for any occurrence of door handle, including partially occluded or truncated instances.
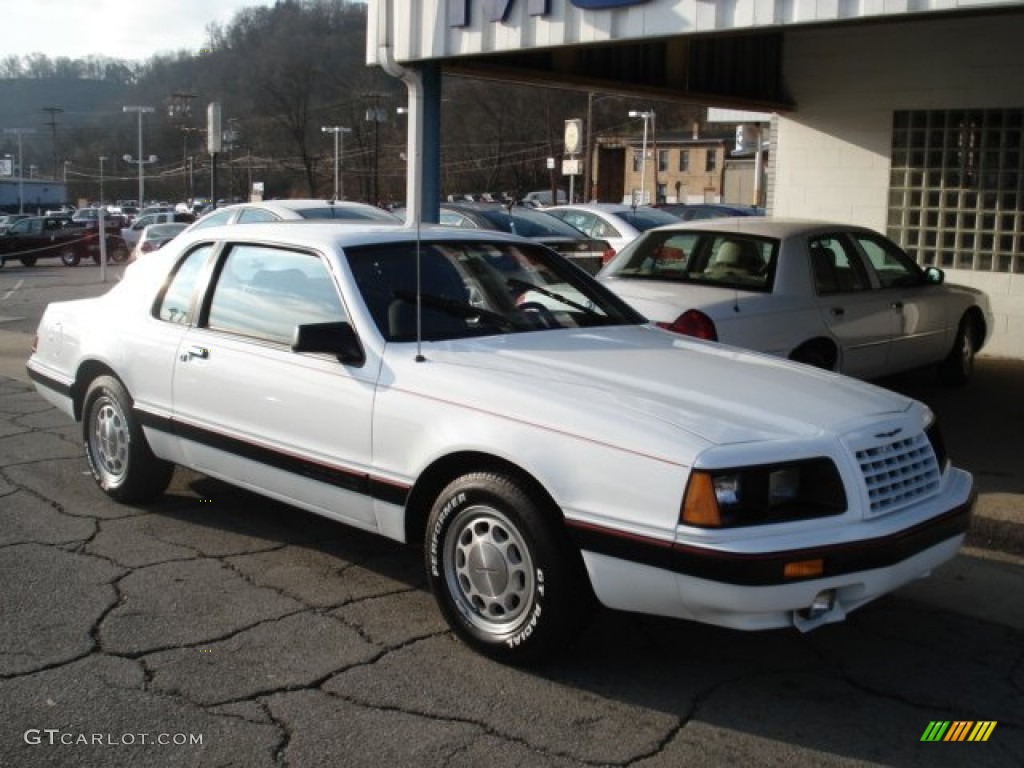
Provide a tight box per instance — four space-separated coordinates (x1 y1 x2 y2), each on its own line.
891 301 904 310
830 307 845 317
181 345 209 361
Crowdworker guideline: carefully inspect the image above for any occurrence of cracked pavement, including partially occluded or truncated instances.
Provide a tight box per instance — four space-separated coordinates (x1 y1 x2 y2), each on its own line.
1 362 1023 766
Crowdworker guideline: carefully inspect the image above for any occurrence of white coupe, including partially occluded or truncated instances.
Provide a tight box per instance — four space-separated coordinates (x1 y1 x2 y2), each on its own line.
27 222 975 663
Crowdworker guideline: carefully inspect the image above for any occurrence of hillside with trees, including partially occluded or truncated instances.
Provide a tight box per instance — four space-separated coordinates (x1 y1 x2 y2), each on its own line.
1 0 703 207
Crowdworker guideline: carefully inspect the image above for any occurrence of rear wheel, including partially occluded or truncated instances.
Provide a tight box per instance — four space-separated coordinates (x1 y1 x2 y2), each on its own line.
425 471 592 664
790 340 837 371
82 375 173 503
110 243 130 263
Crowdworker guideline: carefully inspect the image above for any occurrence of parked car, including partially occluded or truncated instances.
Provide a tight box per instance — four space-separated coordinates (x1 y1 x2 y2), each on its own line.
130 222 189 259
520 189 567 207
121 211 196 248
72 207 129 232
187 199 401 231
598 218 993 384
542 203 679 254
27 222 974 663
658 203 765 220
1 215 129 267
433 202 615 274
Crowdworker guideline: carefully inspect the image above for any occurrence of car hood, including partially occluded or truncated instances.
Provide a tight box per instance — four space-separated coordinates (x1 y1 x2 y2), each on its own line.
387 325 914 458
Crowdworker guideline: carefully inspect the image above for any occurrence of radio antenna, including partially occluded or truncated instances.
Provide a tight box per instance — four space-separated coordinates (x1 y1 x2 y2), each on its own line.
415 218 425 362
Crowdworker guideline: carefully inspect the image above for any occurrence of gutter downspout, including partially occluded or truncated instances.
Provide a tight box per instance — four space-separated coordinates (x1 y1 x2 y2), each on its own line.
376 0 439 225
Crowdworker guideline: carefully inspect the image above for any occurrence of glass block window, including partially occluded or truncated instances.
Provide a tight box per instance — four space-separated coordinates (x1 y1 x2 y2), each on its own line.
888 109 1023 273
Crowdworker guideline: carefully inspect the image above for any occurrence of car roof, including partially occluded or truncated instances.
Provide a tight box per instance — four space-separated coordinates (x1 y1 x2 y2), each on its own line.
215 198 392 214
172 220 534 252
646 217 881 239
545 203 637 213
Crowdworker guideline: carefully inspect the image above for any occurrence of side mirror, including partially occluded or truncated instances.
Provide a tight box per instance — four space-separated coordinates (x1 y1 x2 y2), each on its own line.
291 321 365 366
924 266 945 285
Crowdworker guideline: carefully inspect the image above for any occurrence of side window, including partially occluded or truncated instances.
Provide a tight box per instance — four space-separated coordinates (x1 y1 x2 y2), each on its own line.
206 245 345 345
439 210 474 228
853 233 923 289
191 209 234 230
236 208 280 224
559 211 593 236
157 245 214 324
808 237 870 295
592 217 621 239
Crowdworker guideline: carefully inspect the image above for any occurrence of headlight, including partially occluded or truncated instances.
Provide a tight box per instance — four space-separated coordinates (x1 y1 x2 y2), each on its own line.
681 459 847 528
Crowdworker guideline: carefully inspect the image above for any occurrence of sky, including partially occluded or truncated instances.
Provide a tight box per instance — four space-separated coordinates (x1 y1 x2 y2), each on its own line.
6 0 283 62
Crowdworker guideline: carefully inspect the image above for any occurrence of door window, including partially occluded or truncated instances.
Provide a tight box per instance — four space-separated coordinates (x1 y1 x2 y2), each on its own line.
156 245 215 325
808 237 871 295
206 245 345 344
853 233 924 289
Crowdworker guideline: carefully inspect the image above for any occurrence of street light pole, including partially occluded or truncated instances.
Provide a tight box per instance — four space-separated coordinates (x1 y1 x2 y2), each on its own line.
321 125 352 200
123 106 155 204
628 110 654 206
3 128 35 214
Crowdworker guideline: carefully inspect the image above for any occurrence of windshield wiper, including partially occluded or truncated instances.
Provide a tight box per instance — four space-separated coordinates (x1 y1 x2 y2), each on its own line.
506 278 600 316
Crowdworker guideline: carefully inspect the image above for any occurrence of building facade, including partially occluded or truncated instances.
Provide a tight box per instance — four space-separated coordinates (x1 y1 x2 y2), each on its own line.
369 0 1024 358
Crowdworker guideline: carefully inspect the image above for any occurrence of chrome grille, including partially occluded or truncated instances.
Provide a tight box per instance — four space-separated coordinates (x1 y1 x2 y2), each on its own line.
856 432 941 517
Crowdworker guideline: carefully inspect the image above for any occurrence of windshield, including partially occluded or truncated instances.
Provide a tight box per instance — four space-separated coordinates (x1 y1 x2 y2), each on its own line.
604 230 778 292
346 239 645 342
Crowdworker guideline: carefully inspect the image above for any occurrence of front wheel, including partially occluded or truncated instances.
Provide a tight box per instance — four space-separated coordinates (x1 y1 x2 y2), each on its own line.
60 247 81 267
939 316 977 386
82 375 174 503
425 471 592 664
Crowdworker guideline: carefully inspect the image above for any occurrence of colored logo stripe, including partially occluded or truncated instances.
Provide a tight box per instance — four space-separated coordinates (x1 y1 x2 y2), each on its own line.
920 721 997 742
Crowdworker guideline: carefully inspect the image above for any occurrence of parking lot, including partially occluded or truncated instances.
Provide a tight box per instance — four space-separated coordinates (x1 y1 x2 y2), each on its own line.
1 265 1022 767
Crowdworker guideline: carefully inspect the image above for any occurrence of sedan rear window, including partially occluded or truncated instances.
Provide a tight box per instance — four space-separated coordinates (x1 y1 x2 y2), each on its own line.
605 232 777 292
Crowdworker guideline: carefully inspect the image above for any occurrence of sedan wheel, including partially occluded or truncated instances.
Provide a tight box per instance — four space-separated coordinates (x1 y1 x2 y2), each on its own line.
83 376 173 503
939 316 976 386
426 472 592 664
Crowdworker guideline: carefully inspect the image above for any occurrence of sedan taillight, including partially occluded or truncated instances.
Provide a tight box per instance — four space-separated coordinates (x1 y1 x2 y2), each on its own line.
601 247 616 264
656 309 718 341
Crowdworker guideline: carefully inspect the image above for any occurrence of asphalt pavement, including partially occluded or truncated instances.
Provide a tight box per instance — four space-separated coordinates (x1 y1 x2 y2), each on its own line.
0 267 1021 766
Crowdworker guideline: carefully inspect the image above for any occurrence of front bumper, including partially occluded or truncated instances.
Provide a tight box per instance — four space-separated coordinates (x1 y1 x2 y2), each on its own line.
572 468 974 631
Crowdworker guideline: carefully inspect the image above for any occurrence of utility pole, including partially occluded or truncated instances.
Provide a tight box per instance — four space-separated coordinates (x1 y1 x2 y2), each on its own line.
42 106 63 180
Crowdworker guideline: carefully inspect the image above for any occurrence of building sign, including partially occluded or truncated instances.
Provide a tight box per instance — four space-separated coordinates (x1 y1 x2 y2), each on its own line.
448 0 650 26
